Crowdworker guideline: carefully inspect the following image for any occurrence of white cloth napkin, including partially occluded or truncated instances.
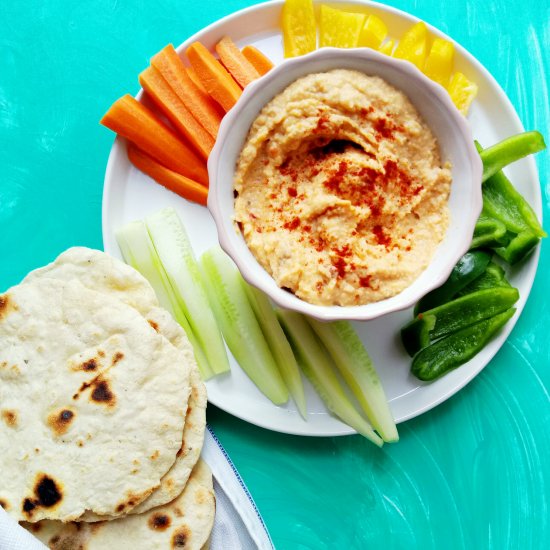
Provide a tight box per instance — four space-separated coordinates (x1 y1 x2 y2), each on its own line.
0 511 45 550
0 426 273 550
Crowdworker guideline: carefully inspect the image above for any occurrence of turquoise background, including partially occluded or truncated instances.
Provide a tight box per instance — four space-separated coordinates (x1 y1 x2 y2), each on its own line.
1 1 548 548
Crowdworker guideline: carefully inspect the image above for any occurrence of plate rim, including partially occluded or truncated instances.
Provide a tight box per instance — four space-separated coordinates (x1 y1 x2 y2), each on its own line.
101 0 542 436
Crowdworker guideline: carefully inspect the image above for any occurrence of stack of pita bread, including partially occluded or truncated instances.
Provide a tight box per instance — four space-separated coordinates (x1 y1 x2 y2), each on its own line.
0 248 215 549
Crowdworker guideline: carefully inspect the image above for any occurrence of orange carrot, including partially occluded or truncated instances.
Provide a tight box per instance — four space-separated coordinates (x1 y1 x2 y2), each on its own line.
128 144 208 205
241 45 274 76
186 42 242 112
186 67 208 93
101 94 208 186
139 65 214 160
215 36 260 87
150 45 223 139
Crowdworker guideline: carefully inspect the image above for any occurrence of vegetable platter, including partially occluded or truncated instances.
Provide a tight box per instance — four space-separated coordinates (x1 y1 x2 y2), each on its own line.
102 0 544 436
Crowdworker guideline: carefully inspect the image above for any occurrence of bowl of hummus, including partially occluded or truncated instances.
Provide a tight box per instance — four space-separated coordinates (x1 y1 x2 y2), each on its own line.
208 47 482 321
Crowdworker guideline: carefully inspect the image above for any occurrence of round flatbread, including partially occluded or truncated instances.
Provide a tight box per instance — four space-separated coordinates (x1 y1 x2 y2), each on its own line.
0 278 190 522
23 459 215 550
26 248 208 517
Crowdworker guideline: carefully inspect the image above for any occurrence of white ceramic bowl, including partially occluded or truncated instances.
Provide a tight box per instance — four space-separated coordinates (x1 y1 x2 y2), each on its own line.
207 47 482 321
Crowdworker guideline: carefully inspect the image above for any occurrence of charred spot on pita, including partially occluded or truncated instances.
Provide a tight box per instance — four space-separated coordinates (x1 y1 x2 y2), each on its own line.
23 499 36 513
47 531 90 550
81 358 98 371
76 374 116 407
172 526 190 547
22 474 63 517
60 410 73 422
0 499 9 511
148 513 172 531
36 475 63 507
112 351 124 365
0 294 16 319
1 409 18 427
148 320 160 332
47 408 75 436
91 380 115 405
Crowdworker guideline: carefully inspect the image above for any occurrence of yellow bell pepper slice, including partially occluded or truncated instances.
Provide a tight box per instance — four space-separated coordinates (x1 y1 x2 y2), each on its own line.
378 39 395 56
282 0 316 57
358 14 388 49
424 38 455 87
393 21 428 69
319 5 366 48
448 72 478 115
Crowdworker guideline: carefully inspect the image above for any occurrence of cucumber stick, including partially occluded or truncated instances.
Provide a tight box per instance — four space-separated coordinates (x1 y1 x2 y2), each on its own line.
277 310 383 447
243 281 307 418
116 220 213 379
307 318 398 442
146 208 229 375
200 247 288 405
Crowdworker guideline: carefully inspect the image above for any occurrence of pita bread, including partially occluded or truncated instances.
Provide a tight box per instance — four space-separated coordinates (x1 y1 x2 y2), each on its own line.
26 248 207 517
0 278 190 522
23 459 215 550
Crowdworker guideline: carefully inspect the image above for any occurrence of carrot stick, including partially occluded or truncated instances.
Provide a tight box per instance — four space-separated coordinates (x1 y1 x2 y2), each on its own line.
186 67 208 93
150 45 223 139
139 65 214 160
128 144 208 205
185 67 227 119
215 36 260 87
101 95 209 186
241 45 274 76
186 42 242 112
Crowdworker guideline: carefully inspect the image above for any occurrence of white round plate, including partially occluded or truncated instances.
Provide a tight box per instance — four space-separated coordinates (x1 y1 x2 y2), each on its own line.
102 0 542 436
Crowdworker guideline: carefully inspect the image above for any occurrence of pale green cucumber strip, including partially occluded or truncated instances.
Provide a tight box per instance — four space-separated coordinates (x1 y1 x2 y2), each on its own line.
145 207 230 375
277 310 383 447
115 220 213 379
200 247 288 405
307 318 398 442
242 281 307 419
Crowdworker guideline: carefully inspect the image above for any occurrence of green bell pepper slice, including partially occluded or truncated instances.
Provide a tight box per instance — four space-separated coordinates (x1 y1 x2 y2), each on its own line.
401 286 519 357
494 230 540 264
414 250 492 315
455 261 510 296
476 139 546 238
481 170 546 237
479 131 546 183
470 215 508 249
411 308 516 381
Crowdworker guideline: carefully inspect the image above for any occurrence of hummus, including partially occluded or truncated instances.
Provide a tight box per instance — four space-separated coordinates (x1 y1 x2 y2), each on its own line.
233 69 452 306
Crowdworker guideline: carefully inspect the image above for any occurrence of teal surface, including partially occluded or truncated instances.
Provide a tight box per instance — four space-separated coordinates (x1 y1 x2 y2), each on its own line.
1 1 548 548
